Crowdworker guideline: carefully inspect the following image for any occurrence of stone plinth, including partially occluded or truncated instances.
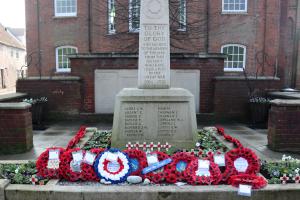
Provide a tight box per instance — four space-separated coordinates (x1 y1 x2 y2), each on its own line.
111 88 198 149
268 99 300 152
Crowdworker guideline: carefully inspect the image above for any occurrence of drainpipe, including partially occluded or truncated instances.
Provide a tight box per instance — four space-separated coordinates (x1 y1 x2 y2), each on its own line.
37 0 42 79
262 0 267 75
88 0 92 53
292 0 300 88
206 0 209 53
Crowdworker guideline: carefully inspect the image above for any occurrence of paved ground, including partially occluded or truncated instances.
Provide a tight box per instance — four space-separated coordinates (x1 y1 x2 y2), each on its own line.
0 121 299 161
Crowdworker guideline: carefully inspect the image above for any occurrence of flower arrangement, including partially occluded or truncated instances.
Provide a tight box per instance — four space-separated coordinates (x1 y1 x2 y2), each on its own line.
59 148 86 182
123 149 148 176
36 147 65 179
66 126 87 150
184 159 222 185
82 131 112 150
32 126 272 190
228 174 267 189
94 148 131 184
0 162 47 185
249 97 271 104
261 155 300 184
81 148 105 181
164 152 196 183
144 151 170 184
23 97 48 105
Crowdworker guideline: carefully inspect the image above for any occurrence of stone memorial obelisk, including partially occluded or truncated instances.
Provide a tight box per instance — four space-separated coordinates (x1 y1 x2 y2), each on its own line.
111 0 197 149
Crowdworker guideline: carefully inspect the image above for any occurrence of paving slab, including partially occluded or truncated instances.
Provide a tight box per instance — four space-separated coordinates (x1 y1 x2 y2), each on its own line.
0 120 299 161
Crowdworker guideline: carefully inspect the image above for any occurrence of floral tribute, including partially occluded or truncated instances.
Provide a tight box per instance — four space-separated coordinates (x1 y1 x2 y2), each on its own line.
35 126 271 190
216 127 243 148
184 159 222 185
228 174 268 189
81 148 105 181
59 148 86 182
123 149 148 176
66 126 87 150
144 151 170 184
224 147 260 176
164 152 196 183
94 148 131 184
36 147 65 179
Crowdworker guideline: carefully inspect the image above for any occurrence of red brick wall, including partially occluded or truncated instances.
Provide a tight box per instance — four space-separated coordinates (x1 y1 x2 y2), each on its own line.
16 78 82 117
70 54 225 113
268 100 300 152
0 104 33 154
25 0 295 81
214 77 282 120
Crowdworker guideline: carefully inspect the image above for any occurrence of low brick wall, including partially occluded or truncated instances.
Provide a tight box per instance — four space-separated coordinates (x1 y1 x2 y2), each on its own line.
0 103 33 154
268 99 300 152
214 76 282 121
16 77 82 119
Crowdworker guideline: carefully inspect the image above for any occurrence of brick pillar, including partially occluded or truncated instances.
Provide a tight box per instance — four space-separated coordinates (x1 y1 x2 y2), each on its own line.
268 99 300 152
0 102 33 154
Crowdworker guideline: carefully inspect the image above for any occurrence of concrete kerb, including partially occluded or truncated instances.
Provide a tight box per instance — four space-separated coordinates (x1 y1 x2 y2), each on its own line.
0 159 300 200
0 179 10 200
3 183 300 200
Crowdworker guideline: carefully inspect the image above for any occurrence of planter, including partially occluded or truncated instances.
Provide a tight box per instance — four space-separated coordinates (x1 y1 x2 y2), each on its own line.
249 102 270 127
30 102 47 130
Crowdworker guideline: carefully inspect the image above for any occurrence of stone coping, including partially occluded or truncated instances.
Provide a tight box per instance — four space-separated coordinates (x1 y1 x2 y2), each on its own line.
3 182 300 200
271 99 300 106
0 92 27 102
68 52 227 59
269 91 300 99
19 76 81 81
215 76 280 81
0 102 31 110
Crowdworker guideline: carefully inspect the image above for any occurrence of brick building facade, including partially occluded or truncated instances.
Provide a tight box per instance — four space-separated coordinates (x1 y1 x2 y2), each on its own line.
22 0 300 117
25 0 298 84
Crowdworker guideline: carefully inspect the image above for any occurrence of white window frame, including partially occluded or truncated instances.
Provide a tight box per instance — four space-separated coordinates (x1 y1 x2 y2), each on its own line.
108 0 116 34
222 0 247 13
221 44 246 72
55 46 78 73
129 0 140 32
54 0 77 17
178 0 187 31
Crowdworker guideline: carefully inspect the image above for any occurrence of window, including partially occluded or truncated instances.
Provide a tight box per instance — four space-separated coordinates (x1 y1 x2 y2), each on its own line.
221 44 246 71
129 0 140 32
54 0 77 17
55 46 77 72
178 0 186 31
108 0 116 34
11 50 13 57
16 51 19 59
222 0 247 13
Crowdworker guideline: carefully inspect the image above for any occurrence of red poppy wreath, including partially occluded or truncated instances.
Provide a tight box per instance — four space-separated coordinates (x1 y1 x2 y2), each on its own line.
66 126 86 150
36 147 65 179
144 151 170 184
123 149 148 176
81 148 105 181
223 147 260 179
59 148 86 182
164 152 196 183
184 159 222 185
228 174 268 189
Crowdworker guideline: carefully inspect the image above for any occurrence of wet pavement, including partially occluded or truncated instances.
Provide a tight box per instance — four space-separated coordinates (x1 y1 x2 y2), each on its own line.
0 121 299 161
